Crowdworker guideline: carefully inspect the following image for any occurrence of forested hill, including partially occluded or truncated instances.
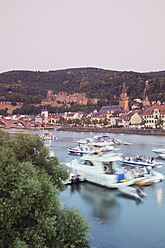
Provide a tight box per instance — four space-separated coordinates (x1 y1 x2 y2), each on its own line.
0 67 165 105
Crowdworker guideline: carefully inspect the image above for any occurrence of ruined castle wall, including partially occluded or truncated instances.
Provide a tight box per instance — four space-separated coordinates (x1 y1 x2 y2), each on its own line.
44 91 99 106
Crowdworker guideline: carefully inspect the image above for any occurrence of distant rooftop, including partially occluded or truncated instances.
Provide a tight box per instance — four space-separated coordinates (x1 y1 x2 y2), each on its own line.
99 105 121 113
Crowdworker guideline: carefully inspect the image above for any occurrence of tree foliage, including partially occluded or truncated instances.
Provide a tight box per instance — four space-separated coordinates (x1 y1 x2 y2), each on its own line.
0 68 165 110
0 131 90 248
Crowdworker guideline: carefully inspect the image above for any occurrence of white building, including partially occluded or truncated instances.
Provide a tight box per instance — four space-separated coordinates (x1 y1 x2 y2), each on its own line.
143 105 165 129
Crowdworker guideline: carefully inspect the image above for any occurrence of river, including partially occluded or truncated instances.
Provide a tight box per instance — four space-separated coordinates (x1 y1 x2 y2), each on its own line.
11 129 165 248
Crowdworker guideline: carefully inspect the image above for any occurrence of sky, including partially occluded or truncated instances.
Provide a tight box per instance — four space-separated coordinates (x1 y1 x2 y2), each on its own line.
0 0 165 73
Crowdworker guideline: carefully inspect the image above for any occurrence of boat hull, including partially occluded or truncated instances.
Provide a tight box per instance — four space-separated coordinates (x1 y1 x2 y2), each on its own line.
68 166 134 188
122 159 155 168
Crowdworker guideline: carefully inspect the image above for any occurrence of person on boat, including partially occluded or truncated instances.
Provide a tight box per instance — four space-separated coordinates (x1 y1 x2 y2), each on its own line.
131 169 135 176
147 157 151 163
137 155 140 160
151 156 154 163
103 163 110 174
142 156 146 162
140 155 143 161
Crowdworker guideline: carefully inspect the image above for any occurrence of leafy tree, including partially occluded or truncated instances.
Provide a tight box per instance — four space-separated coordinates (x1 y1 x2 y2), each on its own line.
0 131 91 248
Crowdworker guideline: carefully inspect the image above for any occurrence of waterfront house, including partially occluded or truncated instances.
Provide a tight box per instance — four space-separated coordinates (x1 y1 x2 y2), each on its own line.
142 105 165 129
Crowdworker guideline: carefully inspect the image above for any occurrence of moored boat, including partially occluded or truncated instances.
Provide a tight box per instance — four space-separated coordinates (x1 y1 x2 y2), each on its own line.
68 142 114 156
122 163 165 184
152 148 165 154
63 173 84 185
121 156 156 168
158 153 165 160
65 152 134 189
41 132 58 140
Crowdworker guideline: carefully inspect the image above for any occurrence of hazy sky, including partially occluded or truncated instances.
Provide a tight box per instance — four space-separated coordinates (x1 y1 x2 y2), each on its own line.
1 0 165 73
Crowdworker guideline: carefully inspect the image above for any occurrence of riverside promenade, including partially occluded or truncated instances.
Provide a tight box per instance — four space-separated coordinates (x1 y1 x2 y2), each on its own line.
59 126 165 136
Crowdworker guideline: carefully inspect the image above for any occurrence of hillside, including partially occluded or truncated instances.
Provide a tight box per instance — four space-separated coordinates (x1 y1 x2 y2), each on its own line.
0 67 165 113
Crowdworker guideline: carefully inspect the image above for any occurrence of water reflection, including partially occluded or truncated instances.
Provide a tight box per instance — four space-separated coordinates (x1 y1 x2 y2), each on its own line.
68 183 121 222
117 190 143 205
156 187 163 207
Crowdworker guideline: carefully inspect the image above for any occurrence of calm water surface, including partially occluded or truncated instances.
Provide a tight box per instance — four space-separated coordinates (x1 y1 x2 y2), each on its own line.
17 130 165 247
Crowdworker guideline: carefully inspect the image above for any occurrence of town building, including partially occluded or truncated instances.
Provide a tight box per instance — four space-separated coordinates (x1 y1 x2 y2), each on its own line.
142 105 165 129
41 108 49 124
119 110 143 128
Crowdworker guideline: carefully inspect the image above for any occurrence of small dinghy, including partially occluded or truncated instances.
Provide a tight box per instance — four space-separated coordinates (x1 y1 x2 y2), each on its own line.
118 186 147 199
64 173 84 185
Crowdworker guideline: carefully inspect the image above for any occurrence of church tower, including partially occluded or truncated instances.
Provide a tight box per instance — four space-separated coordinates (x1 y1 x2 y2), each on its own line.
119 82 129 112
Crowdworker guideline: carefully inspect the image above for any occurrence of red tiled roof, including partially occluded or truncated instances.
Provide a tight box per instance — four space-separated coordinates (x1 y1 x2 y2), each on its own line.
143 105 165 115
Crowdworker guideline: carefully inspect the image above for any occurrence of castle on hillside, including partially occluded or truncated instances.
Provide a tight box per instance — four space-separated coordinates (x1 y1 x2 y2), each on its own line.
41 91 99 106
119 82 129 112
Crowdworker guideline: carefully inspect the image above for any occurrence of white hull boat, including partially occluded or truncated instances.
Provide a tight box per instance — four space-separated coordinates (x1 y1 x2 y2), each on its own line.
152 148 165 154
63 173 84 185
122 165 165 184
41 133 58 140
68 143 114 156
158 153 165 160
65 152 134 189
150 171 165 182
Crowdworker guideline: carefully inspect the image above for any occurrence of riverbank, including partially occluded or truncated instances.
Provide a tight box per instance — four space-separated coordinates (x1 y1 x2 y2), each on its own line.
59 126 165 136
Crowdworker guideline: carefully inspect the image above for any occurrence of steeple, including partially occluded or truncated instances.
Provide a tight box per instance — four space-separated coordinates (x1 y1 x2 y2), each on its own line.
122 82 126 93
119 82 129 112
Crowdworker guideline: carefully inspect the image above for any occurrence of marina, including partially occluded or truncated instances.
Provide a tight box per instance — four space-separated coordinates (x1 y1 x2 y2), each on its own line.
10 129 165 248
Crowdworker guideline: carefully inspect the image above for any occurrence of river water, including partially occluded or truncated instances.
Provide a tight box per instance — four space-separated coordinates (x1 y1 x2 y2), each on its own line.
11 129 165 248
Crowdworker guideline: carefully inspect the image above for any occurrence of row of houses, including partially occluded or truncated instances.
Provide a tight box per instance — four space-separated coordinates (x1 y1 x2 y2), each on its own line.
38 105 165 129
2 104 165 129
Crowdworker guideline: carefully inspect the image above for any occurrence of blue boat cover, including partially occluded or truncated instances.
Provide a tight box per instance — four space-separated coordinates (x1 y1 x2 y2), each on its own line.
118 173 125 182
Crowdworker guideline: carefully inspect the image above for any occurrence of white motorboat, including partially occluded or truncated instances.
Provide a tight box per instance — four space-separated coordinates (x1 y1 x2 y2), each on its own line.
122 164 165 184
41 132 58 140
77 135 115 146
158 153 165 160
63 173 84 185
68 142 114 156
65 152 134 188
122 142 132 145
68 145 92 156
152 148 165 154
118 186 147 199
150 170 165 182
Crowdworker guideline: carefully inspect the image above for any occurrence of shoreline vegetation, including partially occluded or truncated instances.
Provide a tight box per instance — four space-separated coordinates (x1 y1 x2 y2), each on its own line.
58 126 165 136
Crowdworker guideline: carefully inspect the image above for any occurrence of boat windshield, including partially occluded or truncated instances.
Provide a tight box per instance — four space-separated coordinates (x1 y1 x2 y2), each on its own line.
79 159 94 166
